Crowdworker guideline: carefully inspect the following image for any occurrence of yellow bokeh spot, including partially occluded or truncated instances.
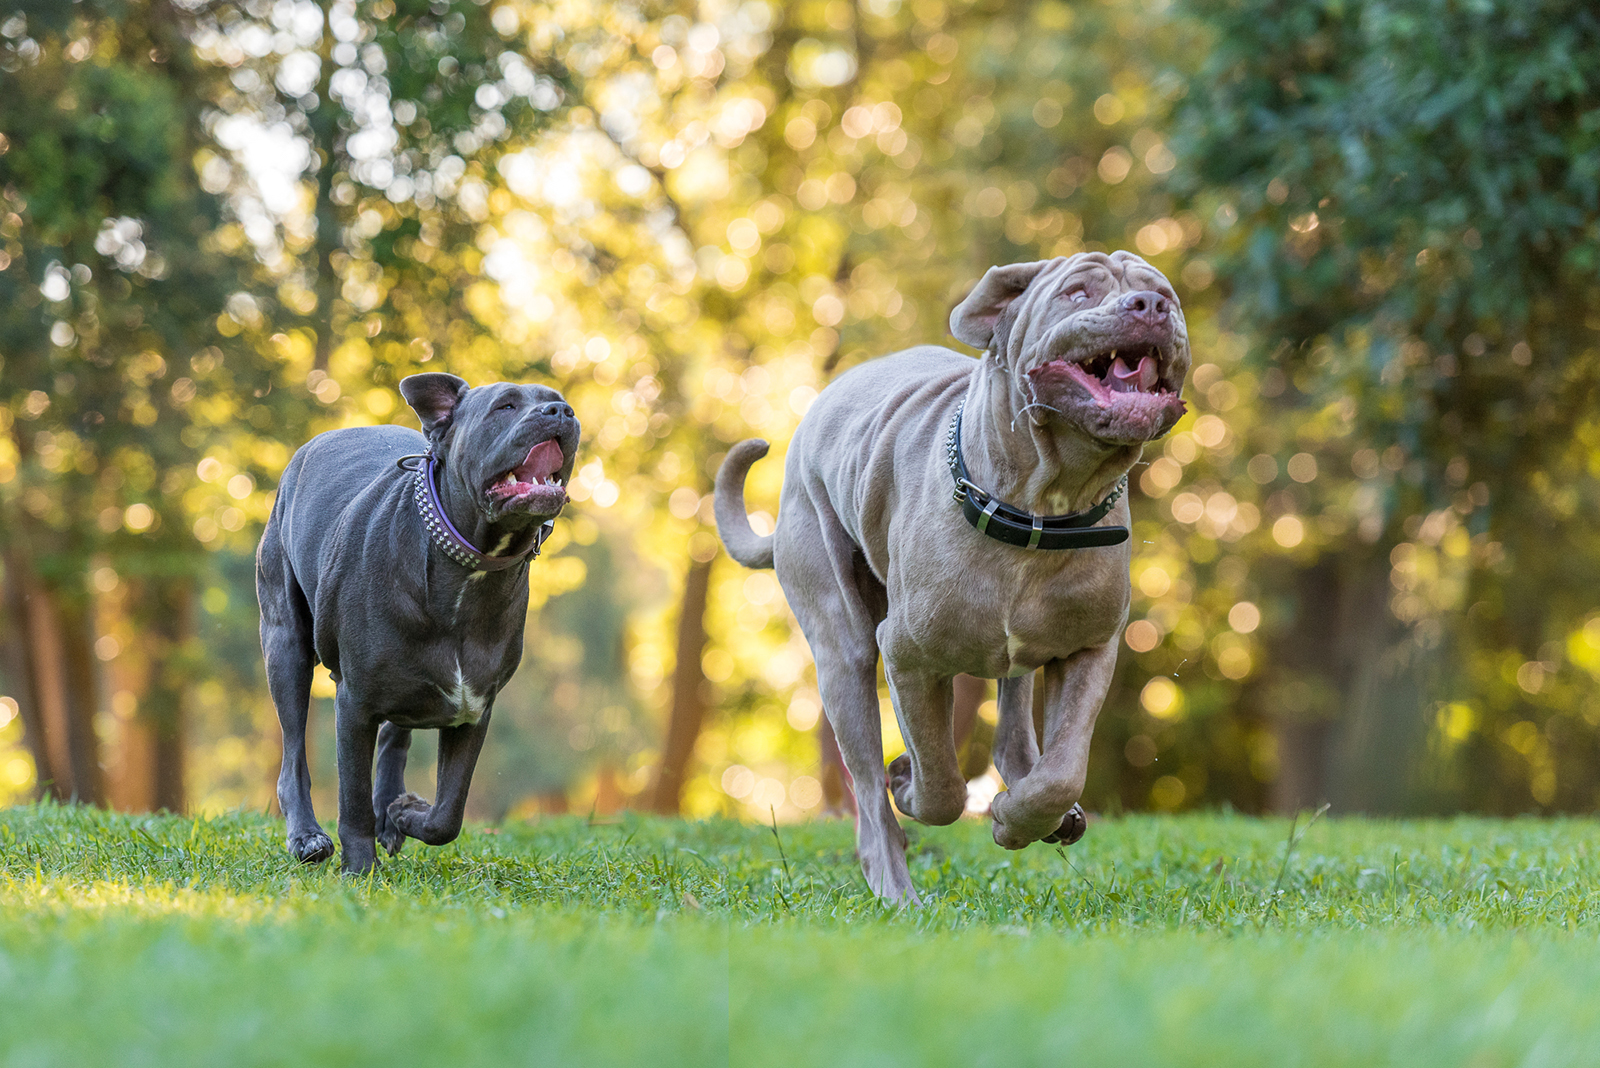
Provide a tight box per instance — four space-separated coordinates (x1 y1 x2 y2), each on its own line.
365 388 395 416
1438 702 1477 743
1141 677 1182 719
1272 515 1304 548
1228 601 1261 633
1137 566 1171 598
1217 646 1252 680
1151 774 1186 810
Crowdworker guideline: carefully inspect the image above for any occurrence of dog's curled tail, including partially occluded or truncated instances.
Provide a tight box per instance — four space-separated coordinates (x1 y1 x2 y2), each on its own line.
714 439 776 570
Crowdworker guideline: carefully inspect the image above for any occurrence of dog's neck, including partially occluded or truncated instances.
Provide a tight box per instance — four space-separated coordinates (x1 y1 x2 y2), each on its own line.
434 452 543 561
961 355 1142 515
411 455 538 615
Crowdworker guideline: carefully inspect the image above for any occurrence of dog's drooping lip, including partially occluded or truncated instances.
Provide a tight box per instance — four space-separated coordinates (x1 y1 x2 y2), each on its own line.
485 438 567 514
1027 344 1188 443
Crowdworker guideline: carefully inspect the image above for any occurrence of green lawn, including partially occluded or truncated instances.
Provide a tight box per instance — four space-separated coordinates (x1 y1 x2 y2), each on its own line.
3 804 1600 1066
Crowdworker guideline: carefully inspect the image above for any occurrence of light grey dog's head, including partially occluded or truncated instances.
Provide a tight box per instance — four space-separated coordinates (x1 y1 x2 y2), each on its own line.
950 251 1191 445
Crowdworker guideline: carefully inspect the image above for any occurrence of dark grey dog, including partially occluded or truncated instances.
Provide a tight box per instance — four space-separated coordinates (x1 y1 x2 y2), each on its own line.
256 371 579 873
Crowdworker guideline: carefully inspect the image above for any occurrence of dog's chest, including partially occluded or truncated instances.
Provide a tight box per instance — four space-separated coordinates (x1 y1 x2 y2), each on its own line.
381 643 505 728
432 655 491 726
898 556 1128 676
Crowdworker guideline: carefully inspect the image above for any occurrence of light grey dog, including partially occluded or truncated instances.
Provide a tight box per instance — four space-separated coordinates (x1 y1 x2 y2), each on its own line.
715 251 1191 903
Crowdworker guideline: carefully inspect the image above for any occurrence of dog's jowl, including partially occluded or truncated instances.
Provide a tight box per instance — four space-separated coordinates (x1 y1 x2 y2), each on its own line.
257 372 579 873
716 252 1192 904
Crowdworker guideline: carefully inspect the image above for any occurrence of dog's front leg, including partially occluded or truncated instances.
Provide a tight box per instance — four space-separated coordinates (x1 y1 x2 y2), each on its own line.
883 664 967 827
989 642 1117 850
335 693 381 874
373 721 412 856
387 711 491 847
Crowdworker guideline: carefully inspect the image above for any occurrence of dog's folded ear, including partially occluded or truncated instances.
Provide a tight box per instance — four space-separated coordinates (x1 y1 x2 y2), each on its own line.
949 260 1053 350
400 372 470 439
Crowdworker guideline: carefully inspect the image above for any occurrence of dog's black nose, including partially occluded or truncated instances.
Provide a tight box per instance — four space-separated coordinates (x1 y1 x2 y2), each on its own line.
539 401 574 419
1119 290 1171 325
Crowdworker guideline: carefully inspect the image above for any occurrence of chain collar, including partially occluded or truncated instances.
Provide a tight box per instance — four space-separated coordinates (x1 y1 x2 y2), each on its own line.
396 450 552 572
946 398 1130 551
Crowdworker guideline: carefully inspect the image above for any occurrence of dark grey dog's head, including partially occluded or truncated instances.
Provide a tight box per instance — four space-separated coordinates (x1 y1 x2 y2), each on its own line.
949 251 1191 445
399 372 580 525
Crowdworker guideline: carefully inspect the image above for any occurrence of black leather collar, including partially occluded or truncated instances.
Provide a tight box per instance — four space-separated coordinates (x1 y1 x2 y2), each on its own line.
946 400 1130 550
397 451 551 571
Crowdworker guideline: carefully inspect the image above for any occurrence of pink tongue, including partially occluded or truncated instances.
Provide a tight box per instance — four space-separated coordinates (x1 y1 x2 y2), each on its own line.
1108 355 1159 393
516 439 564 482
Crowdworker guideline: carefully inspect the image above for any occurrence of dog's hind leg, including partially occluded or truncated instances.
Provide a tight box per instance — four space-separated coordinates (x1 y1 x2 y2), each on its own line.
334 690 381 874
372 721 412 856
777 499 918 904
992 673 1039 787
258 535 334 865
990 644 1116 849
387 712 492 847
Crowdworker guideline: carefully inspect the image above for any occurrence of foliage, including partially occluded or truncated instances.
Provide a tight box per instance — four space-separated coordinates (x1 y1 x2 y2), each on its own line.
3 0 1600 821
1161 0 1600 812
6 806 1600 1064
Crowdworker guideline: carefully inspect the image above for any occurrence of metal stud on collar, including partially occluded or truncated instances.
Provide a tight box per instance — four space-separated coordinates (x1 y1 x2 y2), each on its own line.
397 448 552 571
944 397 1131 551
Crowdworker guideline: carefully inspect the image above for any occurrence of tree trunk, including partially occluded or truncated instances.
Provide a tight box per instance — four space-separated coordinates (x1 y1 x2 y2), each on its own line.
650 555 713 814
56 593 105 806
310 0 341 374
1262 560 1343 813
1 545 58 800
1270 720 1331 813
5 560 103 805
144 579 192 812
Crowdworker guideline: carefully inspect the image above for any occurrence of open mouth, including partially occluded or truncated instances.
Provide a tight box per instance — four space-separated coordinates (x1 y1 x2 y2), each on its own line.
1064 345 1175 399
1028 342 1187 443
486 438 567 512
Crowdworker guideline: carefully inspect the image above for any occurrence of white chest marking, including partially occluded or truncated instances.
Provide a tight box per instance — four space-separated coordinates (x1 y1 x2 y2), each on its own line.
438 657 487 726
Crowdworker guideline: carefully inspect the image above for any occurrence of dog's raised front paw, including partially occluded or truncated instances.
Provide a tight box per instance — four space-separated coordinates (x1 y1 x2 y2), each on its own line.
387 791 432 839
376 819 406 857
886 753 914 815
288 829 335 864
1040 803 1088 846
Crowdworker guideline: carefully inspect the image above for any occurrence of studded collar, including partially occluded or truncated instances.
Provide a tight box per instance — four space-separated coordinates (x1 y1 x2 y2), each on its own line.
396 450 551 572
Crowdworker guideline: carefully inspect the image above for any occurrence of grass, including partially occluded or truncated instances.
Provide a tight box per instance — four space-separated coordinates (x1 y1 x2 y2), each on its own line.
3 804 1600 1066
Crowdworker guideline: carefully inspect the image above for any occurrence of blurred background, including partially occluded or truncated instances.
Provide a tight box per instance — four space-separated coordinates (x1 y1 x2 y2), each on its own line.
2 0 1597 823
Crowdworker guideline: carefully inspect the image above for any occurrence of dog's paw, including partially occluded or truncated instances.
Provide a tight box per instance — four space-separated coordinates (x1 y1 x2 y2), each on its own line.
339 846 378 876
288 829 335 865
886 754 914 814
376 820 406 857
387 791 432 838
1040 803 1088 846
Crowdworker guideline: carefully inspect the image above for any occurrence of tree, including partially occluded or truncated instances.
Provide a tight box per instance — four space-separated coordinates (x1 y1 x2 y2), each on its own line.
1170 0 1600 811
0 1 291 808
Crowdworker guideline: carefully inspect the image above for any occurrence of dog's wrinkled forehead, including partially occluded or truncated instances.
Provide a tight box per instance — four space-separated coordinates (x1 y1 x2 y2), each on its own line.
950 251 1184 356
398 371 569 443
455 382 564 426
